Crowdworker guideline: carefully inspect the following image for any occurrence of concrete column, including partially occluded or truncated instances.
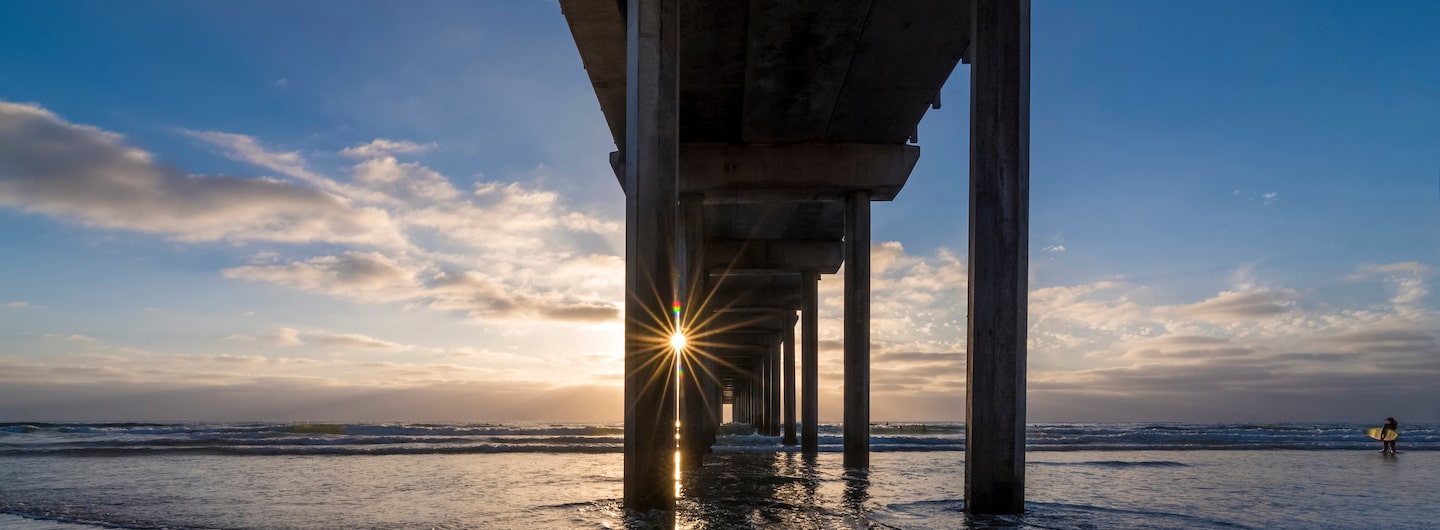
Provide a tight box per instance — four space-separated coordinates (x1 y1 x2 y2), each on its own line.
762 349 775 436
705 357 721 447
622 0 679 511
782 311 797 445
678 194 706 464
754 362 766 429
844 190 871 469
735 383 746 424
761 352 770 436
965 0 1030 515
745 382 753 426
801 271 820 454
769 341 781 436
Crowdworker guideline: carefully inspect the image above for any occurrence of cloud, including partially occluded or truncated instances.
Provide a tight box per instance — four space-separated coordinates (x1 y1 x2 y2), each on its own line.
224 254 620 323
1162 289 1297 321
1021 261 1440 422
340 138 436 158
1231 189 1280 205
349 156 460 204
0 378 623 422
311 332 412 351
4 101 625 326
43 333 99 343
222 252 424 303
183 130 339 192
275 327 303 346
1349 262 1430 317
0 102 404 246
224 327 409 350
3 301 27 309
426 270 620 322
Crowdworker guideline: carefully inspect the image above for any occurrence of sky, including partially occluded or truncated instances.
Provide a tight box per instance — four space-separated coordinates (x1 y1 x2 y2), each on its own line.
1 0 1438 423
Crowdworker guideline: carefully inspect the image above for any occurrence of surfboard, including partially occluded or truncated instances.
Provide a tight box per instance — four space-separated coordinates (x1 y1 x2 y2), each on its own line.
1365 427 1398 441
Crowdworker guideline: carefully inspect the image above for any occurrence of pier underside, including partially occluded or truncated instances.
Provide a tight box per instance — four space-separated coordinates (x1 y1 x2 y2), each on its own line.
561 0 1029 515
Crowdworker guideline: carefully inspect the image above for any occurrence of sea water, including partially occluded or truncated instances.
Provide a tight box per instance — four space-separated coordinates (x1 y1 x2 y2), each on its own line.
1 422 1436 529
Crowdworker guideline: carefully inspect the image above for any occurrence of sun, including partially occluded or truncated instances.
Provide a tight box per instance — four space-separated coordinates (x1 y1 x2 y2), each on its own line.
669 332 686 351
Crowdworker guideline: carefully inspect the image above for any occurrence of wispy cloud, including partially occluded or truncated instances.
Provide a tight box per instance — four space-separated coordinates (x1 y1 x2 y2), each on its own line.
3 301 27 309
2 100 623 325
340 138 436 158
0 102 404 246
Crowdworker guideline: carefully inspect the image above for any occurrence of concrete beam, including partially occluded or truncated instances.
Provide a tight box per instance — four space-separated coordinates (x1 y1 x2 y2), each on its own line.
622 0 679 512
705 239 843 275
560 0 627 147
696 311 789 334
965 0 1030 516
703 287 802 312
684 144 918 201
697 331 781 351
611 143 919 201
741 0 869 143
828 1 971 142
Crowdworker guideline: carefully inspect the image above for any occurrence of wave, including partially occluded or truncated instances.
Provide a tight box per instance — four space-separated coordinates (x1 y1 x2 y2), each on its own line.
0 444 626 457
2 422 1435 456
1032 460 1192 468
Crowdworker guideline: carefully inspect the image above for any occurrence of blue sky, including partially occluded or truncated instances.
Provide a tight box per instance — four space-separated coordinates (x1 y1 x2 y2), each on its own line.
1 1 1437 422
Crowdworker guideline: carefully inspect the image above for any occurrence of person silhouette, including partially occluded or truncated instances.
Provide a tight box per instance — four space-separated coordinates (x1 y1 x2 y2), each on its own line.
1380 417 1398 453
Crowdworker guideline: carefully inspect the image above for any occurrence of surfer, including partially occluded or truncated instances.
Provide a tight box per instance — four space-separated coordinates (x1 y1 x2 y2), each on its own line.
1381 417 1398 453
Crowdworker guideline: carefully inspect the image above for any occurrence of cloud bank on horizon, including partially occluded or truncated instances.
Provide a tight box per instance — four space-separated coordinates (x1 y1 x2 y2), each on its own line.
1 99 1435 423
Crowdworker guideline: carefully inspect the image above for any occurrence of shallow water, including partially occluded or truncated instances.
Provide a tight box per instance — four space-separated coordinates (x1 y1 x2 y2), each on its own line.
3 450 1436 529
1 423 1436 529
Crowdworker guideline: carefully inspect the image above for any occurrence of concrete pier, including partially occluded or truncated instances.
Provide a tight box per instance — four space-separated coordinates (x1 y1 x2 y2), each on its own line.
782 311 797 446
679 193 706 465
769 339 781 436
800 271 819 454
843 190 871 470
965 0 1030 515
620 0 679 511
562 0 1029 514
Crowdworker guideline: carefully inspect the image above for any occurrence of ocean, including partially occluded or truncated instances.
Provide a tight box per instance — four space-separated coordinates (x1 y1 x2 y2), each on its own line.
1 422 1436 529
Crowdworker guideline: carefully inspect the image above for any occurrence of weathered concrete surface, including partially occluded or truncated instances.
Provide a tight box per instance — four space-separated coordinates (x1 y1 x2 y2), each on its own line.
801 271 820 454
965 0 1030 516
558 0 1026 512
679 194 709 466
612 144 919 201
782 311 797 445
704 239 842 274
678 144 918 201
621 0 679 512
561 0 971 145
843 191 871 470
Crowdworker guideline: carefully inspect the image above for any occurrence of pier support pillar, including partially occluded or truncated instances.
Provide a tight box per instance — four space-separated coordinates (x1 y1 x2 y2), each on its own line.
844 190 871 470
965 0 1030 515
622 0 679 512
782 311 797 445
706 357 721 446
801 271 819 454
735 383 746 424
754 360 766 432
763 346 773 437
769 341 782 436
678 193 707 465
